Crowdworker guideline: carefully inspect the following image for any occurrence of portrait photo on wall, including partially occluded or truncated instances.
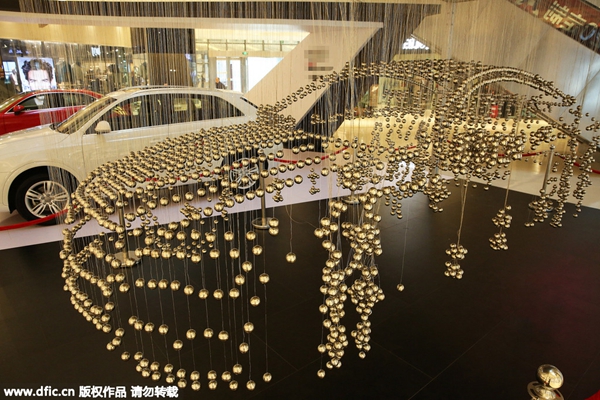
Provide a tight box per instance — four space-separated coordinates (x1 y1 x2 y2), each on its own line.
18 57 57 91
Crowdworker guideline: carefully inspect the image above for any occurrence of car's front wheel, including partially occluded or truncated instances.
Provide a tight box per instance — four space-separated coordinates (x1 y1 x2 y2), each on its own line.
228 155 263 191
15 172 71 224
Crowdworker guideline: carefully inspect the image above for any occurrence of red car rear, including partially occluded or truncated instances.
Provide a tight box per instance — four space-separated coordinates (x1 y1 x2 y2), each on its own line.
0 89 102 135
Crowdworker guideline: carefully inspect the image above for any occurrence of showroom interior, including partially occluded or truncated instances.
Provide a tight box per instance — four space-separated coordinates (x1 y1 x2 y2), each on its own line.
1 0 600 399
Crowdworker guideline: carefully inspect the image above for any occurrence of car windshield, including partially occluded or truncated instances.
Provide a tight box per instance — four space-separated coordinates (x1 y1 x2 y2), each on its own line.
56 96 116 134
0 94 24 112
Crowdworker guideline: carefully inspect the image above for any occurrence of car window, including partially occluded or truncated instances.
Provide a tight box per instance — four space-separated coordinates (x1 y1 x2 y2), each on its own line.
194 94 243 121
56 96 116 134
61 93 98 107
17 96 48 111
95 94 165 132
169 94 243 123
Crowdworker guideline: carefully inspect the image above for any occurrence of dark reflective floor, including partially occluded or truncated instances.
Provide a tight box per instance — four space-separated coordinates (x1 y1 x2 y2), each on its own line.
1 184 599 399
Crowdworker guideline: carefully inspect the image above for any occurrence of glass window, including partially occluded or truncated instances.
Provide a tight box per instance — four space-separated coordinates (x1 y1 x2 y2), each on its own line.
61 93 97 107
190 94 243 121
16 94 63 110
57 96 116 134
98 94 165 131
165 93 242 123
18 96 45 111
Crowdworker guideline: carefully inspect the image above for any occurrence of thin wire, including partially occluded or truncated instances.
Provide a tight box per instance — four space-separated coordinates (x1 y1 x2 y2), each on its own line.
399 200 409 285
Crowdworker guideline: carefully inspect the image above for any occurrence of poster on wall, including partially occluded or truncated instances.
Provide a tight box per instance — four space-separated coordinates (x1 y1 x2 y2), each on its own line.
17 57 56 91
508 0 600 54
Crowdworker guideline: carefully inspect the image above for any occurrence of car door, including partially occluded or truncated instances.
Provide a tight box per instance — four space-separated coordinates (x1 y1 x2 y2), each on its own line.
80 93 172 174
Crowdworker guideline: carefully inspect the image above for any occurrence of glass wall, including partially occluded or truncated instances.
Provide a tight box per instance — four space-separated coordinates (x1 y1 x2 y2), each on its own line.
0 36 300 100
194 38 298 93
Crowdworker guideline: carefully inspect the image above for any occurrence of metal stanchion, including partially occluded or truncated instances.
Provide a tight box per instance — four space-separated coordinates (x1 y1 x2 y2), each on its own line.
114 192 140 267
529 146 555 212
252 160 272 230
527 364 564 400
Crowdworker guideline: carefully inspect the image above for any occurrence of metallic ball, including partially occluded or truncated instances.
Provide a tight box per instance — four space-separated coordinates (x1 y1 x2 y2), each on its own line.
158 279 169 289
252 245 263 256
242 261 253 272
286 252 297 263
246 380 256 391
243 322 254 333
259 273 270 284
250 296 261 306
184 285 194 295
235 274 246 285
186 329 196 340
218 330 229 341
239 342 249 353
203 328 213 339
537 364 564 389
263 372 272 383
173 340 183 350
229 248 240 259
224 231 235 241
233 364 243 374
158 324 169 335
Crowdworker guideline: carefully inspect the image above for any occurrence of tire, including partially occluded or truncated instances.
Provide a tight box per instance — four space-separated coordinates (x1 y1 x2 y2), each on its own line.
15 172 71 225
227 154 263 192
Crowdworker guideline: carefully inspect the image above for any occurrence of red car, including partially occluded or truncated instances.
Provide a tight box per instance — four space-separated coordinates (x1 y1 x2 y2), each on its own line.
0 89 102 135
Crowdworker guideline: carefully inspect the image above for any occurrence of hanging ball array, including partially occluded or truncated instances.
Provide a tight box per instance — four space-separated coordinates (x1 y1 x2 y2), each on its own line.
60 59 597 391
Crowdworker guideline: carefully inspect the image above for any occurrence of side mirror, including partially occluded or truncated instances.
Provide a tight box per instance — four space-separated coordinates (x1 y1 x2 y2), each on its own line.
95 120 111 134
13 105 24 114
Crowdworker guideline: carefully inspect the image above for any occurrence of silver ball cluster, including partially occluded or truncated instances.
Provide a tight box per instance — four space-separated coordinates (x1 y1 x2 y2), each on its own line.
444 243 467 279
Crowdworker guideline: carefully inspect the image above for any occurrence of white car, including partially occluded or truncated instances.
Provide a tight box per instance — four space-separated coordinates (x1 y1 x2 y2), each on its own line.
0 86 259 222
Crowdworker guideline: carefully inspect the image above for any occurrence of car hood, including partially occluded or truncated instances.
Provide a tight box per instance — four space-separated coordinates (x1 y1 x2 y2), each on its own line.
0 124 64 144
0 124 70 166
